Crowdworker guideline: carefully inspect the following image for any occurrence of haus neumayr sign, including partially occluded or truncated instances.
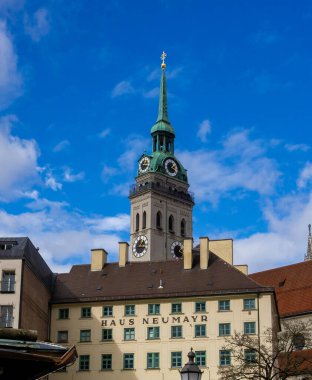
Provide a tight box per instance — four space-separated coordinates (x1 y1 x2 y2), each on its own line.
101 314 208 327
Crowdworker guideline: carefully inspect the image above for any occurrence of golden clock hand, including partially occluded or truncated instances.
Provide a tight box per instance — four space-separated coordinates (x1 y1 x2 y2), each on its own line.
138 240 145 247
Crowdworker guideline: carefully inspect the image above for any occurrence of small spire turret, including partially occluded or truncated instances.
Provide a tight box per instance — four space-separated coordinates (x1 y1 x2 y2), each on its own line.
304 224 312 261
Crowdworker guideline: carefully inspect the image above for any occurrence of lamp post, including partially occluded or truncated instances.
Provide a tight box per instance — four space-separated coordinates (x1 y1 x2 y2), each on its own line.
180 348 203 380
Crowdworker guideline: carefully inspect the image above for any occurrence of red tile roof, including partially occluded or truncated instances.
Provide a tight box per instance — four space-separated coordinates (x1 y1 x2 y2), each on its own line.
250 260 312 318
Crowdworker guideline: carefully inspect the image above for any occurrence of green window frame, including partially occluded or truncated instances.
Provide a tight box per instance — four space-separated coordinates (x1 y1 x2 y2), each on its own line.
123 353 134 369
125 305 135 316
103 306 113 317
244 349 257 364
80 329 91 342
148 304 160 315
171 325 183 338
102 354 112 370
244 298 256 310
147 326 160 339
171 351 182 368
195 302 206 312
219 350 231 366
219 323 231 336
57 330 68 343
195 324 206 337
81 307 91 318
79 355 90 371
244 322 256 334
124 328 135 341
171 303 182 314
58 308 69 319
102 328 112 341
147 352 160 369
219 300 230 311
195 351 206 367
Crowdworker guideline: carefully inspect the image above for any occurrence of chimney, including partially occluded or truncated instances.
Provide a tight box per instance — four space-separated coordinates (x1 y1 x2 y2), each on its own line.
200 237 209 269
183 238 193 270
91 248 107 271
119 242 129 267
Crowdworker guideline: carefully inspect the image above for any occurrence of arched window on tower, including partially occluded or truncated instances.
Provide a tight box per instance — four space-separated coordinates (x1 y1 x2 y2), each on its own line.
135 213 140 232
169 215 174 233
181 219 186 237
142 211 147 229
156 211 162 229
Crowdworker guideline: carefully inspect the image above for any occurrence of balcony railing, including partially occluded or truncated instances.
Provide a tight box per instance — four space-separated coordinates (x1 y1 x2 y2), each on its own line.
0 316 14 328
129 182 195 203
0 281 15 293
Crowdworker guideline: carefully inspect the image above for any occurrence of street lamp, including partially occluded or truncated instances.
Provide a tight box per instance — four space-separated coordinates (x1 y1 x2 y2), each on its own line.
180 348 203 380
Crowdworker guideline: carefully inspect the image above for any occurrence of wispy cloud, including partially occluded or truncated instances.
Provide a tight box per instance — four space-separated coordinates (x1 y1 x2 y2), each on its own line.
285 143 310 152
143 87 159 99
197 119 212 143
45 172 62 191
99 128 110 138
297 162 312 188
63 168 85 183
0 21 23 109
24 8 50 42
111 80 135 98
53 139 70 152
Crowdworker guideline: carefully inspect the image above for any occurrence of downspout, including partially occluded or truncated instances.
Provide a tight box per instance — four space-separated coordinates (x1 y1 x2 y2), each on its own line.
257 293 261 378
18 258 25 329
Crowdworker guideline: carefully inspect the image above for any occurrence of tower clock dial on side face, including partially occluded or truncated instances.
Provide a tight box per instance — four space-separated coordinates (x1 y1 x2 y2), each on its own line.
171 241 183 259
164 158 178 176
139 157 150 173
133 235 148 258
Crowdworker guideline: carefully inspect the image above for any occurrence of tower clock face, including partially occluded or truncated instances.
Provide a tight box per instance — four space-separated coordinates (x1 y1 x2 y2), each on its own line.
133 235 148 258
139 157 150 173
164 158 178 176
171 241 183 259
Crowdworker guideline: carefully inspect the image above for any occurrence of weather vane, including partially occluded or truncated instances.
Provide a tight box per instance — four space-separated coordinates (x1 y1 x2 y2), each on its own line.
161 51 167 69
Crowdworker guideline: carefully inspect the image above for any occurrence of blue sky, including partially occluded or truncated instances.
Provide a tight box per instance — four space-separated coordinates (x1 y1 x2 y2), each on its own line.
0 0 312 273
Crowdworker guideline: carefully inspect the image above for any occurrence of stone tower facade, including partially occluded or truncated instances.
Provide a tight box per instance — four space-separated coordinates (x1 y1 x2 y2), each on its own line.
129 54 194 262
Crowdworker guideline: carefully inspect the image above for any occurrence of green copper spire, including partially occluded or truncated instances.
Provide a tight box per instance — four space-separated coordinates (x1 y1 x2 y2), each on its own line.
151 51 175 137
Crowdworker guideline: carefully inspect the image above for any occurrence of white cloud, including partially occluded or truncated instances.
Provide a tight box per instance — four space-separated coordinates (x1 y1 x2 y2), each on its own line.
101 165 118 183
0 21 22 109
117 135 149 171
297 162 312 188
112 80 134 98
178 129 280 204
99 128 110 138
63 168 85 183
285 143 310 152
197 119 212 143
24 8 50 42
86 214 130 232
45 172 62 191
53 139 70 152
0 115 40 200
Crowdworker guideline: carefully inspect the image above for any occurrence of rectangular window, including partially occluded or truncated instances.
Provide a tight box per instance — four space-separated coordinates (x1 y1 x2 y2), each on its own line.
102 328 113 341
57 330 68 343
0 305 13 328
244 322 256 335
219 300 230 311
102 354 112 370
171 325 183 338
171 303 182 314
195 351 206 367
123 353 134 369
244 299 256 310
125 305 135 316
80 329 91 342
219 323 231 336
81 307 91 318
124 328 135 341
147 326 160 340
195 324 206 337
171 352 182 368
244 349 257 364
1 271 15 292
148 304 160 315
219 350 231 366
103 306 113 317
58 308 69 319
195 302 206 312
79 355 90 371
147 352 160 369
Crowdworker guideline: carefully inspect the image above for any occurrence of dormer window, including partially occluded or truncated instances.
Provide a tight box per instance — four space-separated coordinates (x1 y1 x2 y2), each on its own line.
0 242 17 250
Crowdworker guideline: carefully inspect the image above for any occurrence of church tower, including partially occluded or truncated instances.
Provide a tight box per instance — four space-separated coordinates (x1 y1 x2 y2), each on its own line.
129 52 194 262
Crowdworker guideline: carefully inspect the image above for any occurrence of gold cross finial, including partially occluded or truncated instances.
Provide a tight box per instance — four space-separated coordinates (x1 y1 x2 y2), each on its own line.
161 51 167 69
